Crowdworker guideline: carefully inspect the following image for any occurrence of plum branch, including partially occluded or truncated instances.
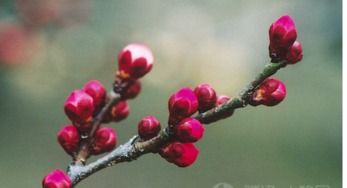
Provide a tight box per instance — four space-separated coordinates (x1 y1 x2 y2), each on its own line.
68 61 285 186
42 15 303 188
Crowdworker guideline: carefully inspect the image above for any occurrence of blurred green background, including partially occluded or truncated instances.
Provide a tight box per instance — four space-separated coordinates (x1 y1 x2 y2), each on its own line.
0 0 341 187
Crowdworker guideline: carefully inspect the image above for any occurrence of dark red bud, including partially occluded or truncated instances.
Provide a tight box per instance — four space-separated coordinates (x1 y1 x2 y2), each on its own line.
82 80 106 113
103 101 130 123
173 118 204 143
268 15 298 63
121 79 142 100
168 87 198 125
269 15 297 49
138 116 161 140
249 78 286 106
194 84 217 112
92 127 117 155
160 141 199 167
285 41 303 64
64 90 94 124
57 125 80 155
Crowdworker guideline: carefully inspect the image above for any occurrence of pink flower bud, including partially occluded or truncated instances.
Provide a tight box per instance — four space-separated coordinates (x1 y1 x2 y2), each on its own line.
194 84 217 112
269 15 297 49
173 118 204 143
249 78 286 106
117 43 153 79
121 79 142 100
92 127 117 155
160 141 199 167
168 87 198 125
57 125 80 155
64 90 95 124
82 80 106 111
138 116 161 140
42 169 72 188
110 100 129 122
268 15 298 63
285 41 303 64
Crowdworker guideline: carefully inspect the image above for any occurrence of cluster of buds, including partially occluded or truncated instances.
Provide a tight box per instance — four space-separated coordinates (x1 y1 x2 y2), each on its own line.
114 43 153 98
269 15 303 65
159 84 233 167
43 43 154 187
247 16 302 107
59 80 118 156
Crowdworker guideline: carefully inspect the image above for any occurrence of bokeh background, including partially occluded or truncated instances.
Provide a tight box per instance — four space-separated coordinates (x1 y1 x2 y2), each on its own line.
0 0 341 187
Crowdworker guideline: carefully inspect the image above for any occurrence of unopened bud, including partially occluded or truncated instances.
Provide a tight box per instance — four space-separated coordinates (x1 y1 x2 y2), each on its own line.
138 116 161 140
92 127 117 155
168 87 198 125
57 125 80 155
64 90 94 124
194 84 216 112
82 80 106 113
160 141 199 167
121 79 142 100
285 41 303 64
173 118 204 143
42 169 72 188
117 43 153 79
249 78 286 106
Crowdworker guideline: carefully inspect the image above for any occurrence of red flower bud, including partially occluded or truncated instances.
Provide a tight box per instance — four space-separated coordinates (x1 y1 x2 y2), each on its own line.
82 80 106 111
269 15 297 49
64 90 94 124
92 127 117 155
138 116 161 140
160 141 199 167
102 100 130 123
42 169 72 188
173 118 204 143
269 15 298 63
285 41 303 64
168 87 198 125
121 79 142 100
249 78 286 106
57 125 80 155
117 43 153 79
111 100 129 122
194 84 217 112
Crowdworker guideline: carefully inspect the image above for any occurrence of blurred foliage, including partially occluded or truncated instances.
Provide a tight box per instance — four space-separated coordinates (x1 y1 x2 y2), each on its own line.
0 0 341 187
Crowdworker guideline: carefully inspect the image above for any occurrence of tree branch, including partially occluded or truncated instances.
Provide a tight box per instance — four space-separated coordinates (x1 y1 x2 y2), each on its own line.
67 61 285 187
